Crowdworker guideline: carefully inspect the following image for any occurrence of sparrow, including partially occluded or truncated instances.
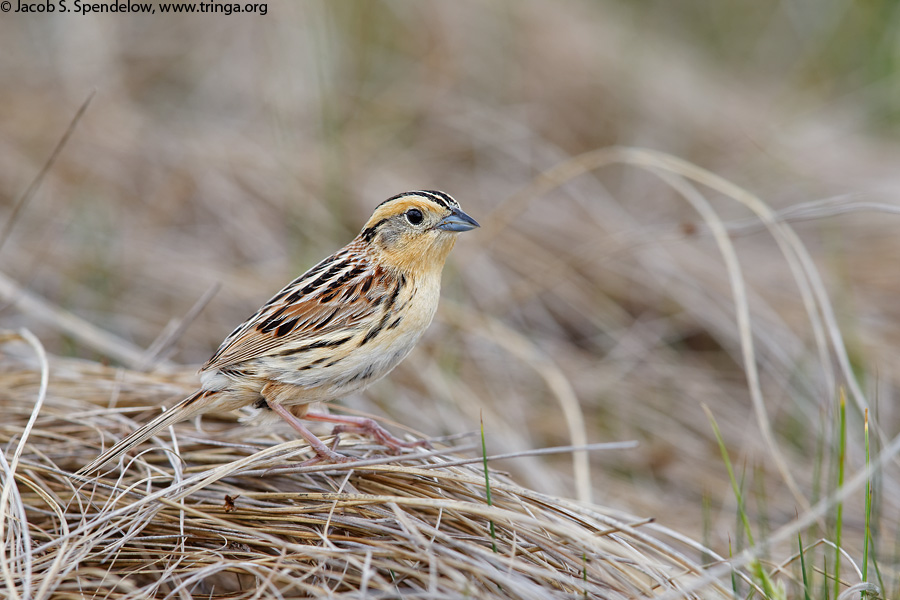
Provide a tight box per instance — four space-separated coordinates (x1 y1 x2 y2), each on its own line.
79 190 478 474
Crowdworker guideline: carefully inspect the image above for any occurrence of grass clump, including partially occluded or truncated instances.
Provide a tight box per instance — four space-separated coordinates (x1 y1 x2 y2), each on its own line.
1 332 732 599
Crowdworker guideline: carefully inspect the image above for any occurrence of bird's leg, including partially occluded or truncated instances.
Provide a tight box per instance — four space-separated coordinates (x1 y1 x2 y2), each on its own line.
304 411 432 452
267 402 354 464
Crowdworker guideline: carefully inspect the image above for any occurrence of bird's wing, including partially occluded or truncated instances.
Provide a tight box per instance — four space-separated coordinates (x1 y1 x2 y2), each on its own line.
202 242 400 372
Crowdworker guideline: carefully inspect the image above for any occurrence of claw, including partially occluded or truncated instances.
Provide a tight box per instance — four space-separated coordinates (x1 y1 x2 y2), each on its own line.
299 446 356 467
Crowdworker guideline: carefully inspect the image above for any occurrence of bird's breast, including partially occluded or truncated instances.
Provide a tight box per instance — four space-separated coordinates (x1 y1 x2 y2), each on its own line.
228 270 442 402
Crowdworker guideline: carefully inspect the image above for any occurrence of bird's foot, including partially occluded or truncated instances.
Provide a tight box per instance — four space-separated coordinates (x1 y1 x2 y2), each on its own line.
268 402 357 465
304 411 432 453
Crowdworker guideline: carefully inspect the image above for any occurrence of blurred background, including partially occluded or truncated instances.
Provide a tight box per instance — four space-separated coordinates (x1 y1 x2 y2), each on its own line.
3 0 900 588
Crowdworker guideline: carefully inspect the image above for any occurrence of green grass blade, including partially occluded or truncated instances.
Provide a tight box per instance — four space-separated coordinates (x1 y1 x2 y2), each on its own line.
704 405 754 546
480 412 498 553
703 405 778 598
833 390 846 600
863 408 870 598
798 533 811 600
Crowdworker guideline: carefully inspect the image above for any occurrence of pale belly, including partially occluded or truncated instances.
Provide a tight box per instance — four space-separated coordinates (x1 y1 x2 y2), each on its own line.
199 286 437 407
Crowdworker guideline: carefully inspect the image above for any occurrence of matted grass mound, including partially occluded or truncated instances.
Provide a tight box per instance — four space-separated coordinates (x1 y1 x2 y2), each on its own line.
0 331 732 599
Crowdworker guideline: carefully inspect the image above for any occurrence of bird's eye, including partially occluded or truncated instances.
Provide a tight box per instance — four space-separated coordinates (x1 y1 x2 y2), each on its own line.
405 208 424 225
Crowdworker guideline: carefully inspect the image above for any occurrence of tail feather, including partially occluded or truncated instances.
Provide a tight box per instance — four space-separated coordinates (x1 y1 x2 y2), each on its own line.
77 390 214 475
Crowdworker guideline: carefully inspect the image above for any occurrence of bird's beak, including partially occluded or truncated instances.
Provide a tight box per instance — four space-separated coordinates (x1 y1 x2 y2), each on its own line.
435 207 480 232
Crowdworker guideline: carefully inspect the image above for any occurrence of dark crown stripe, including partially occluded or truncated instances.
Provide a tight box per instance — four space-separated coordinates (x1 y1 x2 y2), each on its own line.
375 190 458 210
419 190 459 208
411 190 448 209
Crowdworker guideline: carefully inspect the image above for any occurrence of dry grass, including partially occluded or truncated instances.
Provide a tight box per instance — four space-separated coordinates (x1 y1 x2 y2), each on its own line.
2 330 732 599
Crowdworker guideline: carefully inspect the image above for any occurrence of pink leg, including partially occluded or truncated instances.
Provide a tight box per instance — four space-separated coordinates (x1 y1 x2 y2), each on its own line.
304 411 432 452
268 402 354 464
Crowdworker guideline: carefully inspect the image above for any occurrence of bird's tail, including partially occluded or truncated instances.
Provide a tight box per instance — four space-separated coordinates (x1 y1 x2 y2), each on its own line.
77 389 216 476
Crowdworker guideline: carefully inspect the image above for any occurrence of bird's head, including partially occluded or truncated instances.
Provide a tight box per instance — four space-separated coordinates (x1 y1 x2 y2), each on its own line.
360 191 479 274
